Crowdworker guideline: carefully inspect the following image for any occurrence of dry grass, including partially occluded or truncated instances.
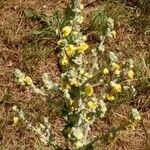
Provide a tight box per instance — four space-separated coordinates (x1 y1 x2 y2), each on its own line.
0 0 149 149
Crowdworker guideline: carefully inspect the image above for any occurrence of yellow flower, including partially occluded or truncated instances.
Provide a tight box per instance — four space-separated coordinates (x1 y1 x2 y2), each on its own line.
76 141 83 148
78 42 89 54
78 16 84 24
128 120 136 130
106 93 115 101
69 78 79 87
103 68 109 75
69 100 79 110
84 72 92 78
84 84 94 96
24 76 32 85
79 68 85 75
60 56 68 66
112 62 120 70
87 101 98 110
111 30 116 38
65 45 76 57
79 4 84 10
108 133 115 143
13 117 19 127
114 69 121 75
112 83 122 93
62 26 72 37
72 31 78 35
127 70 135 79
76 132 84 140
60 82 70 91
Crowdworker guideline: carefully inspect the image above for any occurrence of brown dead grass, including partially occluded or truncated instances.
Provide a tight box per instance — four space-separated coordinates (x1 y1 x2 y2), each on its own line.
0 0 150 150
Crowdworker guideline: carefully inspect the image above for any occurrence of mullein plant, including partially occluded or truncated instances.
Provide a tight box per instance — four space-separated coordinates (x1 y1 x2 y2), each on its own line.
13 0 141 149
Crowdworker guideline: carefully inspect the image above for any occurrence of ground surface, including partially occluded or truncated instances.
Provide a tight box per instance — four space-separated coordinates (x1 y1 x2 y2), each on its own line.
0 0 150 150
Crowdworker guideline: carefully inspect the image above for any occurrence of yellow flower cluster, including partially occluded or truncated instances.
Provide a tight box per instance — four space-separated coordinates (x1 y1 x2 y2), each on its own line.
81 111 92 123
114 69 121 75
13 117 19 127
87 101 98 110
112 83 122 93
127 70 135 79
103 68 109 75
78 42 89 54
18 76 32 86
106 93 115 101
79 4 84 10
65 45 76 57
107 132 116 143
69 100 79 111
60 55 68 66
112 62 120 70
24 76 32 85
111 30 116 38
62 26 72 37
84 84 94 96
106 82 122 101
60 82 70 91
77 16 84 24
128 120 137 130
127 109 141 129
111 62 121 76
76 141 83 148
69 78 79 87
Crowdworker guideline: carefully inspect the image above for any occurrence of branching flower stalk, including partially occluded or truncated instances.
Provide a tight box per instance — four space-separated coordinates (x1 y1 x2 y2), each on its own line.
57 0 131 148
12 106 62 149
13 0 141 149
58 0 109 148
